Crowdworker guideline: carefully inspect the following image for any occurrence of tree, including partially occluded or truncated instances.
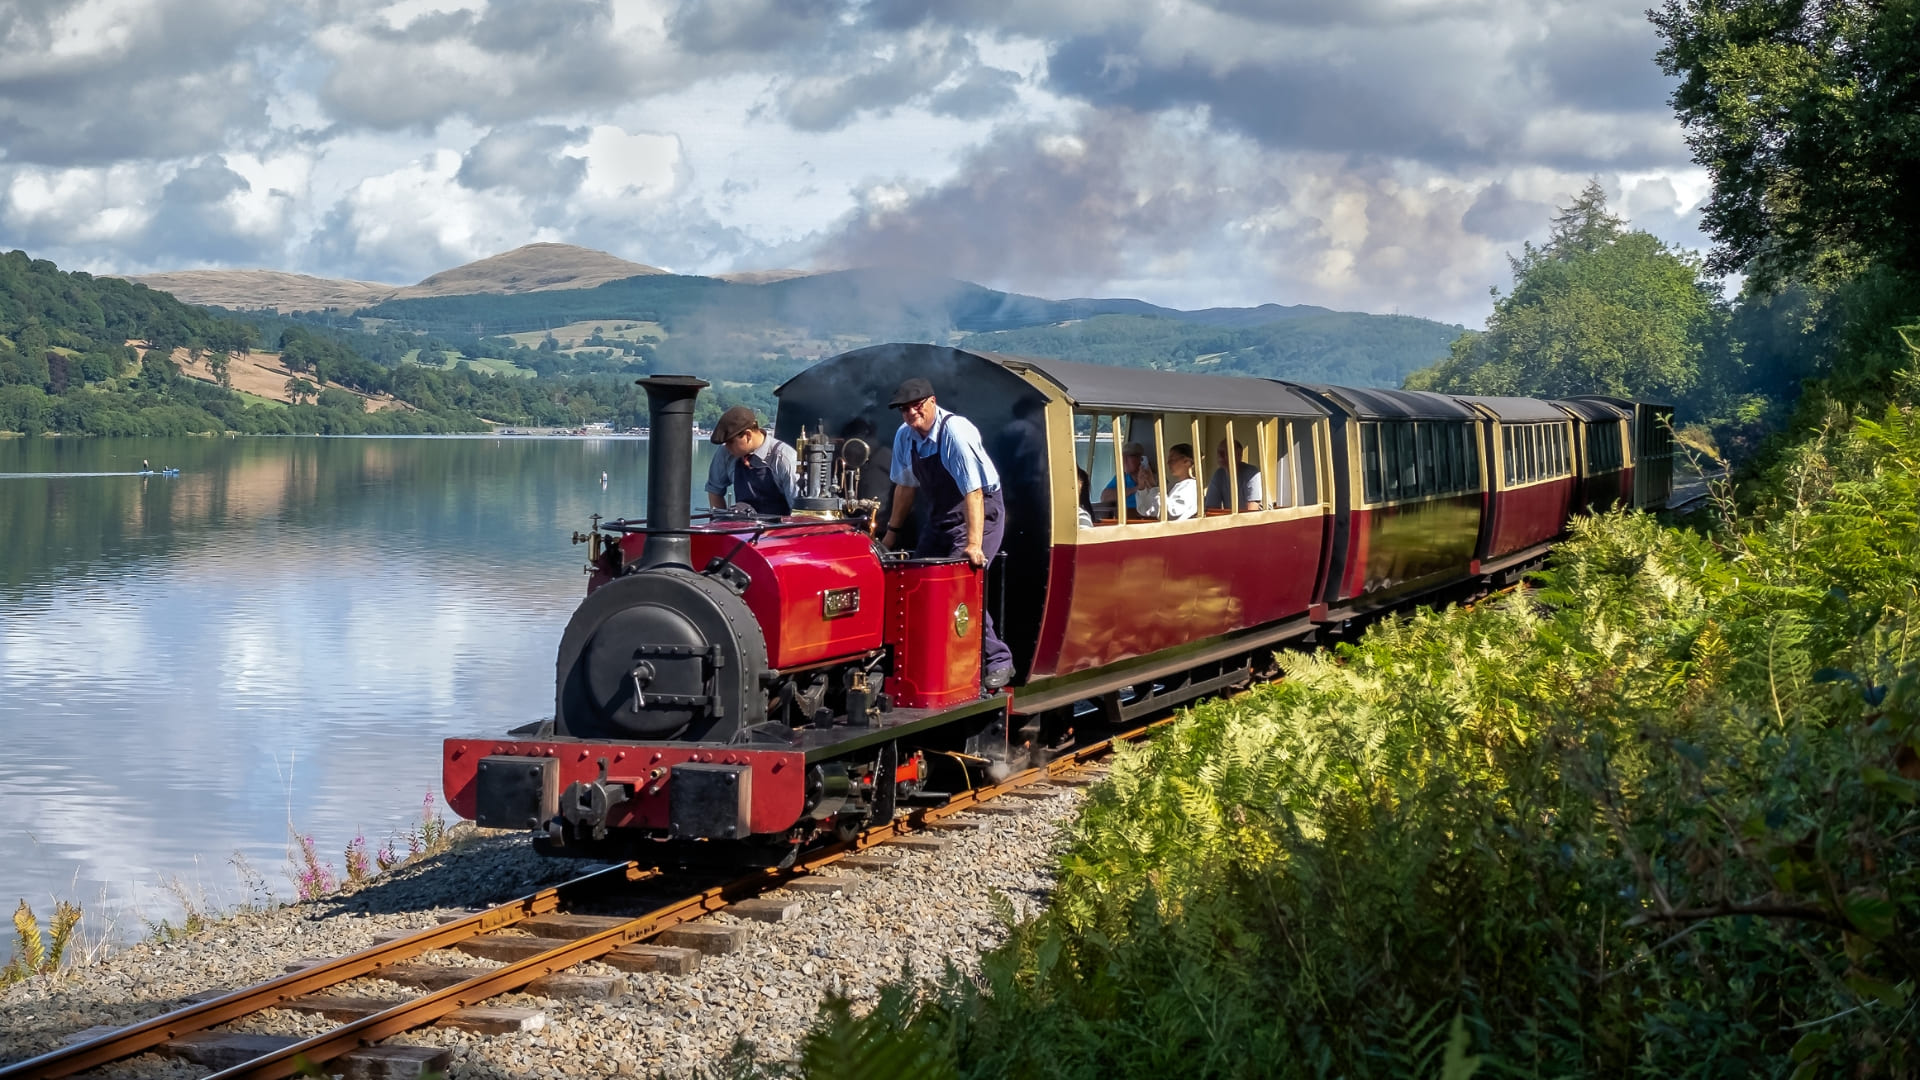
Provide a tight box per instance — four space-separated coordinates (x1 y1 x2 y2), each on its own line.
285 377 317 405
1408 182 1727 404
1652 0 1920 287
208 352 232 389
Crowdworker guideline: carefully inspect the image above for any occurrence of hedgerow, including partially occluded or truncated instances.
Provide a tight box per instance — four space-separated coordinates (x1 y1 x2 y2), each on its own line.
750 368 1920 1078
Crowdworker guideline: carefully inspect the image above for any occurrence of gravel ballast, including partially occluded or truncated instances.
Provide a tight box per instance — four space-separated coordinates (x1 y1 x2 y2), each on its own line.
0 787 1087 1078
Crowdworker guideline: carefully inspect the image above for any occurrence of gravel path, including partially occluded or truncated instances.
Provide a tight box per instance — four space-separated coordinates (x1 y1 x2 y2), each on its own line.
0 787 1086 1078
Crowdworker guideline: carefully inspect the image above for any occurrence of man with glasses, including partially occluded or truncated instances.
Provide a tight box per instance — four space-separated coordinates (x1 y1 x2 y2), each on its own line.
705 405 799 516
880 378 1016 692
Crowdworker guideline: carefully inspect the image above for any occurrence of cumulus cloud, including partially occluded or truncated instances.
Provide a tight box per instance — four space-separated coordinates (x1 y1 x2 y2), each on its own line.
0 0 279 165
810 107 1698 322
0 0 1713 323
311 0 675 130
456 124 587 194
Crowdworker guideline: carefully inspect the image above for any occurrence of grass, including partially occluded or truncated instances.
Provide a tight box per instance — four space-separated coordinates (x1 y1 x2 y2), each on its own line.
235 390 284 409
503 320 663 349
402 351 535 378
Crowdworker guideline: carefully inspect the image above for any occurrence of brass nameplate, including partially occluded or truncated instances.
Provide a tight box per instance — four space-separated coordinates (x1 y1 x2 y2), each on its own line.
822 587 861 619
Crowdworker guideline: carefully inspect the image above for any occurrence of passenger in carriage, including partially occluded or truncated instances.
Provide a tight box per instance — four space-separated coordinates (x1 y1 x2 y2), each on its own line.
1094 442 1145 516
1134 442 1200 521
1206 439 1263 511
880 377 1017 692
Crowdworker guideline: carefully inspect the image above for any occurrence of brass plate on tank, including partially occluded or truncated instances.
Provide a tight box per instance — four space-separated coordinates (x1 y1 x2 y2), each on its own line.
953 602 971 638
822 587 861 619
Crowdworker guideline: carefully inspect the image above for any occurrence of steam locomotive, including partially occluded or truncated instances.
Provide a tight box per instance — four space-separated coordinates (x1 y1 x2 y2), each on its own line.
442 344 1673 860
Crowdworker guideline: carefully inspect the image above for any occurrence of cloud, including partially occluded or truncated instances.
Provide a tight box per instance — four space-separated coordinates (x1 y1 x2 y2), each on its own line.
311 0 676 130
928 65 1022 120
0 0 1712 323
0 0 279 165
456 124 587 194
775 29 994 131
810 108 1691 322
667 0 847 54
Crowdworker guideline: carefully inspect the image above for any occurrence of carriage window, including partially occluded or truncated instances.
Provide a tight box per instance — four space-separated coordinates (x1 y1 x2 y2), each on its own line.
1362 422 1383 503
1079 412 1119 526
1293 419 1319 506
1414 424 1433 496
1127 413 1162 522
1267 420 1291 509
1386 423 1406 500
1502 427 1515 485
1449 424 1465 492
1528 425 1541 481
1396 423 1417 496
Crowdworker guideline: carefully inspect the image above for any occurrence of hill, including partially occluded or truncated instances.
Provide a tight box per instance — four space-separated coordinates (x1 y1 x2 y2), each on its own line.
387 242 665 299
126 243 665 312
127 270 398 313
958 312 1466 388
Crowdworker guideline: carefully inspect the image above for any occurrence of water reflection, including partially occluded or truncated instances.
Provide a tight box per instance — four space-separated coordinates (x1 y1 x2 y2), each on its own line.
0 435 716 951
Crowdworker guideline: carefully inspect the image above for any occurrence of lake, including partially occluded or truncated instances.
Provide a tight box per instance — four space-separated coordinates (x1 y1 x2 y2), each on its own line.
0 434 718 952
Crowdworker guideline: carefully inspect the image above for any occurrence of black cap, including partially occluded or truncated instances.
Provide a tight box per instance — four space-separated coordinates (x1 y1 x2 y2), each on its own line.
888 377 935 409
711 405 760 444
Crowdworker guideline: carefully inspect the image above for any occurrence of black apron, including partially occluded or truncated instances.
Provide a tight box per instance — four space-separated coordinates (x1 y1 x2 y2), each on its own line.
908 417 1012 673
732 446 791 516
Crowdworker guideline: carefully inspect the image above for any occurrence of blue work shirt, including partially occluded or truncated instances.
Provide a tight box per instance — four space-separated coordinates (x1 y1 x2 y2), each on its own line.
705 435 800 506
890 407 1000 495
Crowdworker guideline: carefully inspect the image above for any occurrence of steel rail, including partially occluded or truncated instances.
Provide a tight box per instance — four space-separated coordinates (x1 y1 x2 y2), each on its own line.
2 715 1177 1080
0 862 652 1080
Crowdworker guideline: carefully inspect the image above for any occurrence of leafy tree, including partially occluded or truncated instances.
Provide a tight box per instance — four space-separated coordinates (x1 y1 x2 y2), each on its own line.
1652 0 1920 287
1408 182 1727 406
207 352 231 389
284 377 317 405
315 387 364 413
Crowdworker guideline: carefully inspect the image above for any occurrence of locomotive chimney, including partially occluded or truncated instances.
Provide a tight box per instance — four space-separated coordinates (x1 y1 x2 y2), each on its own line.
633 374 709 571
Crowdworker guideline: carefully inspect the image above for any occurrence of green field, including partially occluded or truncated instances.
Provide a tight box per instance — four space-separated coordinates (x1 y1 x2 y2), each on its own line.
402 349 535 379
503 320 663 350
237 391 285 409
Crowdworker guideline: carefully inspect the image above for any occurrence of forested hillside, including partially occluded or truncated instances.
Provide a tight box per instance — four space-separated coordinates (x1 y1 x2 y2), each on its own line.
0 251 765 436
960 311 1463 387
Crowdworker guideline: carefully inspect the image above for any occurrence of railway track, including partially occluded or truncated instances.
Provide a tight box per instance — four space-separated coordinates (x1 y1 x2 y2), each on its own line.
0 718 1170 1080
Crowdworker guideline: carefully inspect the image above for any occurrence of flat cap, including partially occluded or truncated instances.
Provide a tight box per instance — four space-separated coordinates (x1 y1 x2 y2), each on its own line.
888 377 935 409
711 405 760 444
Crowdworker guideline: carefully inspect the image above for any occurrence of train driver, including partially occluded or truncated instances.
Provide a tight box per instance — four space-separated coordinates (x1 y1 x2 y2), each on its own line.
880 378 1016 692
706 405 799 516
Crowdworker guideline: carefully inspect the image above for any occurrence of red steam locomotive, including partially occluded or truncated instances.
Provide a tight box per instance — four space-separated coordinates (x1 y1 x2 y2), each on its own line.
441 344 1673 861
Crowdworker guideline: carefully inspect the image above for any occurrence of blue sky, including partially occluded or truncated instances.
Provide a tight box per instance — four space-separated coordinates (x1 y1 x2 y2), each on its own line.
0 0 1712 324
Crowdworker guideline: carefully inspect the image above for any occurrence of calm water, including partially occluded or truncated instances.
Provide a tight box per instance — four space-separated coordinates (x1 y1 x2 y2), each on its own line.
0 435 718 949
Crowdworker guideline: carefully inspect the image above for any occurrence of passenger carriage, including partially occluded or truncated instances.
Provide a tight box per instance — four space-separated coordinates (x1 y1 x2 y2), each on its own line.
1555 396 1634 513
1455 396 1578 578
1290 386 1482 617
